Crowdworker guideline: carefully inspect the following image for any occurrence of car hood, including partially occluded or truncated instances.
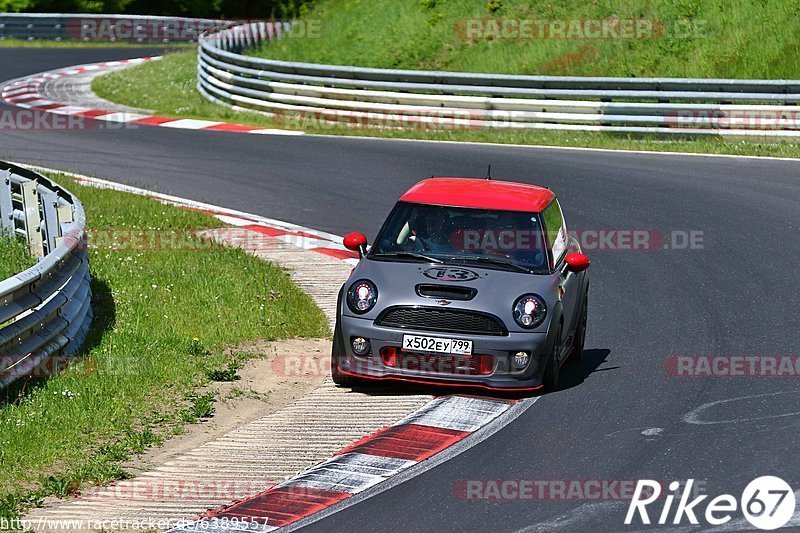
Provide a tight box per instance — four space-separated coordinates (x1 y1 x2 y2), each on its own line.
343 257 560 333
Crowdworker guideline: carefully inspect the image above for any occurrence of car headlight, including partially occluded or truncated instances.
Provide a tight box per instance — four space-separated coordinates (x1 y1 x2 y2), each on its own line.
347 279 378 314
513 294 547 329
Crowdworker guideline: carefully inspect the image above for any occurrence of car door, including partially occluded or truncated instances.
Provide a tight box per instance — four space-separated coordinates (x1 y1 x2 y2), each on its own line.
543 200 580 356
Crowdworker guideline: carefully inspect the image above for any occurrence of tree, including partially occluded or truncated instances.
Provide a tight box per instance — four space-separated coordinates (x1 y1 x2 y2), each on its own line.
1 0 314 17
0 0 35 11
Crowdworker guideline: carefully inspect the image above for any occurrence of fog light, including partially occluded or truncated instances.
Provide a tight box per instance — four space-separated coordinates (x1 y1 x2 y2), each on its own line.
513 351 530 368
352 337 370 356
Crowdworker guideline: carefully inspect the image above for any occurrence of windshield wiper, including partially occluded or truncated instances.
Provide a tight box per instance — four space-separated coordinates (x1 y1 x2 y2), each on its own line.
370 251 443 263
447 255 533 273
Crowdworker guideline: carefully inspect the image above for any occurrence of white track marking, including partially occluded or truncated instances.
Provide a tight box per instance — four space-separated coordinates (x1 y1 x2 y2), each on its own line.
250 128 306 135
95 112 151 122
683 390 800 425
394 395 513 432
47 105 93 115
159 118 225 129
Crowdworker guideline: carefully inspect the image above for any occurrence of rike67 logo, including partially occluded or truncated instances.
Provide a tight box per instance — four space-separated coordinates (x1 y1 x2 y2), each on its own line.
625 477 796 530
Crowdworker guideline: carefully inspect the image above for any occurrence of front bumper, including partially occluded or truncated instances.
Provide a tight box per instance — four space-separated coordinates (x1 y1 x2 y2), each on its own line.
338 314 550 390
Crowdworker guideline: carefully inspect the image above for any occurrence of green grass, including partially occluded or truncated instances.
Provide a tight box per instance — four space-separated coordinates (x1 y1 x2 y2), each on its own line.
206 361 242 382
92 50 280 124
179 392 216 423
252 0 800 79
0 175 328 522
0 235 34 280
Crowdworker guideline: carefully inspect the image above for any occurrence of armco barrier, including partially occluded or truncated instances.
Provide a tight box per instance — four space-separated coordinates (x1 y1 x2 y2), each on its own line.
0 161 91 389
0 13 220 42
197 22 800 137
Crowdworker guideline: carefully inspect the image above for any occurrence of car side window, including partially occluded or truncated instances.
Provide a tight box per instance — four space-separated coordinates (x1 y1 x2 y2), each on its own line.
542 200 567 269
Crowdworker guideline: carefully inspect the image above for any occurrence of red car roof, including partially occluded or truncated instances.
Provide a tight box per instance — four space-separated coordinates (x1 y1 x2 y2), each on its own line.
399 177 555 212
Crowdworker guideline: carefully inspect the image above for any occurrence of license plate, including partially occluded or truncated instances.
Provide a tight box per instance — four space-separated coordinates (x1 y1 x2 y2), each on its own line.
402 334 472 355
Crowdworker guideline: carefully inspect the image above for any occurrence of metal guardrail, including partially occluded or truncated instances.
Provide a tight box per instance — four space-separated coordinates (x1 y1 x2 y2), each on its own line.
197 23 800 137
0 13 220 42
0 161 92 390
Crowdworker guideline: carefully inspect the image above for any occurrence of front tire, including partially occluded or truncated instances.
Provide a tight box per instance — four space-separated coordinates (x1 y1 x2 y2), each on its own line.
572 292 588 361
542 323 563 392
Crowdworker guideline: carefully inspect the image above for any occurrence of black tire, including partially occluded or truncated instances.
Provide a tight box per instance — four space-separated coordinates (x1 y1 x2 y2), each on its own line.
543 323 563 392
572 292 588 361
330 320 353 387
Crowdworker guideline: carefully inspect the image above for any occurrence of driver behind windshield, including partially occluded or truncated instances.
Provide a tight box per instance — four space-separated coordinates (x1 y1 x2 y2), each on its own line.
408 209 452 253
372 203 550 273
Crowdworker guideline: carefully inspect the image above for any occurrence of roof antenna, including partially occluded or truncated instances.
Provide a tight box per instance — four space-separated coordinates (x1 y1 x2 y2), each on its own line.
486 164 492 180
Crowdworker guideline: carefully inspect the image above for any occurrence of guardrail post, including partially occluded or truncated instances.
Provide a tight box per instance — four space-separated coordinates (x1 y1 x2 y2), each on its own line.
20 180 45 258
41 189 61 254
56 201 74 248
0 170 13 235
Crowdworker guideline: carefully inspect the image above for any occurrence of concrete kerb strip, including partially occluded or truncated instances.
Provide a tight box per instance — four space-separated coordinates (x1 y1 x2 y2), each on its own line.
38 64 151 115
0 59 303 136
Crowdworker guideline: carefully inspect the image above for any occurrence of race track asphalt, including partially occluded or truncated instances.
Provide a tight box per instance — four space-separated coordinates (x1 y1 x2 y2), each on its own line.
2 48 799 532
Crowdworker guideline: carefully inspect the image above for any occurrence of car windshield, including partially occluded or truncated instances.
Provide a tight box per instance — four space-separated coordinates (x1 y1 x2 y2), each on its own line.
369 202 549 273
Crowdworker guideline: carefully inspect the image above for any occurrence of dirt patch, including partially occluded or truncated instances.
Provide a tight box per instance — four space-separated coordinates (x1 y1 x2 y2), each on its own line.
125 337 330 474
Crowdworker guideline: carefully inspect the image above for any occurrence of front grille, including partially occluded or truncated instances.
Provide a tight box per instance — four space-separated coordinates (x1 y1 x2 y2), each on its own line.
375 306 507 336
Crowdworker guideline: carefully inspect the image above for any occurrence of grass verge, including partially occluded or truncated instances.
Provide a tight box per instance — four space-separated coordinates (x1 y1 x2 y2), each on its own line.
0 174 328 522
92 50 277 125
252 0 800 79
0 235 34 281
94 50 800 159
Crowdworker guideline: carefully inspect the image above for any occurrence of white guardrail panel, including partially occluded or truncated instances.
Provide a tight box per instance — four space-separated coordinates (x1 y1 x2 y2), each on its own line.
197 22 800 136
0 161 92 390
0 13 222 42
